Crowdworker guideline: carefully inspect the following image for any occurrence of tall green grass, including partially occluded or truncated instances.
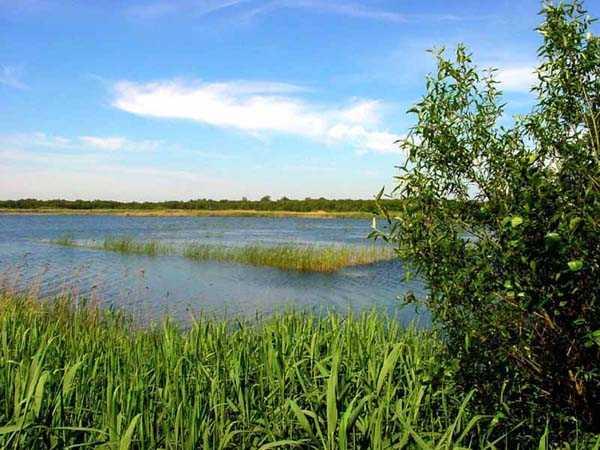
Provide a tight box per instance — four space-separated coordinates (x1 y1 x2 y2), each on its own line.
51 237 395 272
0 293 594 448
102 236 171 256
183 243 395 272
0 293 492 449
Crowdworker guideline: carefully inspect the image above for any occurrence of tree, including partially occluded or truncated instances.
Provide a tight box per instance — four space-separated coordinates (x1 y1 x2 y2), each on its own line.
374 1 599 444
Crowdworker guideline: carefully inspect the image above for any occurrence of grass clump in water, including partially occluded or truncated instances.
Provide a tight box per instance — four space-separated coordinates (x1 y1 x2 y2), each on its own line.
53 234 76 246
51 236 170 257
51 236 396 272
102 236 169 256
183 243 395 272
0 292 530 449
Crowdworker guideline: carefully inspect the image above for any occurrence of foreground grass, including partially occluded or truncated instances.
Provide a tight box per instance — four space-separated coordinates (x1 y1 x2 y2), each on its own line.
53 237 396 272
0 293 497 449
0 208 381 219
1 293 595 448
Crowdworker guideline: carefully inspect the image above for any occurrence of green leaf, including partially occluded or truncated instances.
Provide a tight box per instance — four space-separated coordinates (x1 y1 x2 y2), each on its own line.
590 330 600 346
119 414 141 450
62 359 84 398
538 424 549 450
288 399 314 438
258 440 308 450
0 421 30 435
510 216 524 227
326 350 340 443
567 260 583 272
569 217 581 231
376 343 403 395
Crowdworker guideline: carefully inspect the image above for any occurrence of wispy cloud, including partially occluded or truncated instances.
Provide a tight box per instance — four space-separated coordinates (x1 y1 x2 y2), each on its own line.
79 136 161 152
0 132 162 153
112 78 401 154
244 0 408 23
242 0 476 24
0 65 28 90
1 132 71 149
124 0 478 24
126 0 248 20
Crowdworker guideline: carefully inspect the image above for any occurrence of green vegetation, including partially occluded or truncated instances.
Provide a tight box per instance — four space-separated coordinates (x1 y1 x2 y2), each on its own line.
3 2 599 448
183 243 395 272
51 237 395 272
1 208 380 219
0 197 405 216
102 237 171 256
373 0 600 445
52 235 75 247
1 293 573 450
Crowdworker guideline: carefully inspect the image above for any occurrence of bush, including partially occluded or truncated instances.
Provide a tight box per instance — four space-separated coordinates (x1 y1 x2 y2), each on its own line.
375 0 599 444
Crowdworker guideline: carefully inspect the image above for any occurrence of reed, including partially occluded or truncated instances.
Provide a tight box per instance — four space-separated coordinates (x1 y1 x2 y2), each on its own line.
51 237 396 272
183 243 395 272
52 234 76 246
102 236 170 256
0 292 522 449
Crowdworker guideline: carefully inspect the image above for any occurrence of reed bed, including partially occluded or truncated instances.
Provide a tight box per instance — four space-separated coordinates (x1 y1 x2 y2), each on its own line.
183 243 395 272
102 236 171 256
0 292 511 450
51 237 396 272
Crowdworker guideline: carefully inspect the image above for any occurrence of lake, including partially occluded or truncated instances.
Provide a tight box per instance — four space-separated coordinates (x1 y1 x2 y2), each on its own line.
0 214 426 324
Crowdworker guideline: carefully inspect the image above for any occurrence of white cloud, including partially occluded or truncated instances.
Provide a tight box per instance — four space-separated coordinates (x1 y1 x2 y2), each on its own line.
0 65 28 90
0 132 161 153
80 136 127 151
327 124 401 154
0 132 72 149
79 136 161 152
113 79 401 154
113 79 328 137
338 100 381 125
496 66 536 93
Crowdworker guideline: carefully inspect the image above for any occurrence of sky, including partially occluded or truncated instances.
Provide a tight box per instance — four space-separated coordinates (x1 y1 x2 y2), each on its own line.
1 0 598 201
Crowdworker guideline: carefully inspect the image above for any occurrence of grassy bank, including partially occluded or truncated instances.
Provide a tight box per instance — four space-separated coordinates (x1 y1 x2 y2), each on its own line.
0 208 379 219
52 237 396 272
0 293 505 449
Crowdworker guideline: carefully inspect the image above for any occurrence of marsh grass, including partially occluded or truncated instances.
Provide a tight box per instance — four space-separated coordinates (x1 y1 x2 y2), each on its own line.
0 292 508 449
183 243 395 272
52 235 76 246
51 237 396 272
102 236 171 256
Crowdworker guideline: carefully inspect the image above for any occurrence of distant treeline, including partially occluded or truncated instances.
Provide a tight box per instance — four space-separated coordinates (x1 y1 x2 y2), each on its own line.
0 197 406 213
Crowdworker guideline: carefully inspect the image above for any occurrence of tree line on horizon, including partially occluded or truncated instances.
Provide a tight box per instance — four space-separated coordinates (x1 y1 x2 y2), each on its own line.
0 197 407 213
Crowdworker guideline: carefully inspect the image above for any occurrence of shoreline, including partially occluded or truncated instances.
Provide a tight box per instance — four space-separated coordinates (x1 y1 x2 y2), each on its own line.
0 208 379 219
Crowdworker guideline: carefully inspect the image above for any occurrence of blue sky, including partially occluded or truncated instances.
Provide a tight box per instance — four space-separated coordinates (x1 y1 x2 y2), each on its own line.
2 0 597 201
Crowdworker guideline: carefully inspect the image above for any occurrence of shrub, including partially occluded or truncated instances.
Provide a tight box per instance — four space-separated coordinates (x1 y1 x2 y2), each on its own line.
374 0 599 444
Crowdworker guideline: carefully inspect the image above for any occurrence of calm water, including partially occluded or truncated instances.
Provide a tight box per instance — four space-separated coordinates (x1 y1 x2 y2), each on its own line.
0 215 426 324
